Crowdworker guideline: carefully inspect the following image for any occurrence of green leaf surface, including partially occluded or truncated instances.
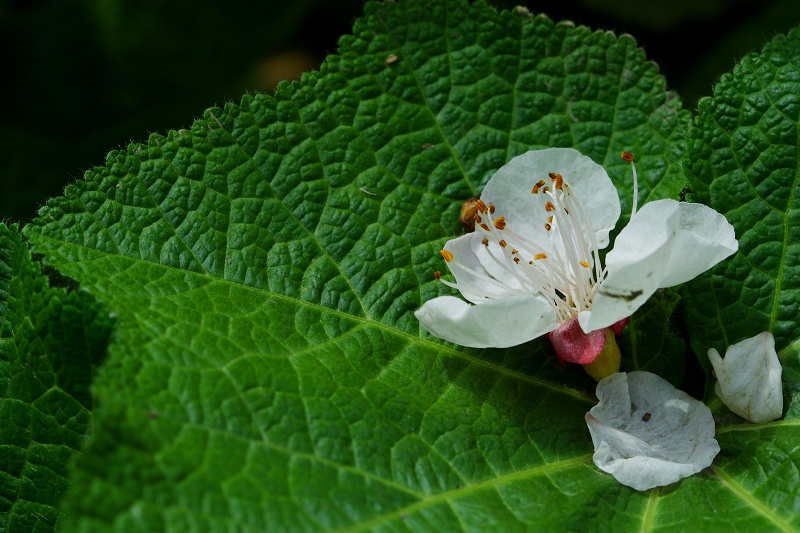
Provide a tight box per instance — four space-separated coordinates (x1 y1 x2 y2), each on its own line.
21 0 799 531
684 27 800 397
682 25 800 530
0 223 113 532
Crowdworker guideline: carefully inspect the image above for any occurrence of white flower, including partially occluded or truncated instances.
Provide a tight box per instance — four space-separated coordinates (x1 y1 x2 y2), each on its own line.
585 372 719 491
415 148 738 369
708 332 783 423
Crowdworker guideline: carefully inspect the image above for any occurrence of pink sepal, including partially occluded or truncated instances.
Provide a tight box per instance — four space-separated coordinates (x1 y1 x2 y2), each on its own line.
610 317 629 335
547 318 606 365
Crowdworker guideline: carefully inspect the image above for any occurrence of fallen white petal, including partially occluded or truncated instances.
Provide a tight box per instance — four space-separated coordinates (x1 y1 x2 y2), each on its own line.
708 332 783 423
480 147 620 250
586 372 719 491
580 200 737 332
414 294 558 348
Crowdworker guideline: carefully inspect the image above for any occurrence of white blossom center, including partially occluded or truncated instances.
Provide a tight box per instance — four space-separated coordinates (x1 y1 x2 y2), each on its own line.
441 172 605 323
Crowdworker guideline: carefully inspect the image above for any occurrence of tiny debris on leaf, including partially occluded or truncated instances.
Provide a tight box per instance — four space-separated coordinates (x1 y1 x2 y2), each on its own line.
385 53 398 65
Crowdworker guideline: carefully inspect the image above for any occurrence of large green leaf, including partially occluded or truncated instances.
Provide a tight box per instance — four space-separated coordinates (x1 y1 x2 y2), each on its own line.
22 0 799 530
682 25 800 530
0 223 112 532
684 27 800 399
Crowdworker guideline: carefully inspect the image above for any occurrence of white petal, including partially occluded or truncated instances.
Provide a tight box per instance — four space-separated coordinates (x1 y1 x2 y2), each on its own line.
586 372 719 491
708 332 783 423
481 148 620 250
580 200 737 332
414 295 558 348
443 233 521 303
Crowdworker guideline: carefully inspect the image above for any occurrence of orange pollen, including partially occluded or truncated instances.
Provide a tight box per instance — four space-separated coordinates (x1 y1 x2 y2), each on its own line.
489 203 496 214
544 223 552 231
531 179 546 194
547 215 553 223
543 186 551 193
534 253 548 260
475 199 488 213
580 261 590 268
474 213 482 223
481 237 489 246
621 151 635 162
440 250 454 262
513 257 520 264
545 201 555 212
434 271 442 279
499 240 507 248
479 223 490 232
493 216 506 230
511 249 518 254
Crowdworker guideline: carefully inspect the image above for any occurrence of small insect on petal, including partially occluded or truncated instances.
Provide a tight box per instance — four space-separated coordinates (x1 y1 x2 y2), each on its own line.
460 196 482 232
440 250 454 262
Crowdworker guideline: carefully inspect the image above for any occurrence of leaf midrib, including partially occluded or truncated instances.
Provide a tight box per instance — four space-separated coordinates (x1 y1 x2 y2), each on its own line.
28 233 595 405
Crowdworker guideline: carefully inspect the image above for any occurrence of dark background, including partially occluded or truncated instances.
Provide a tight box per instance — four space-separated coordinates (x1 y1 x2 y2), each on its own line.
2 0 799 223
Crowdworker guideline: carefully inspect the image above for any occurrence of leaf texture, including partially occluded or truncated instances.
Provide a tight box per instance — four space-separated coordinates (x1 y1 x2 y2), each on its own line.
21 1 797 531
683 26 800 532
0 223 112 532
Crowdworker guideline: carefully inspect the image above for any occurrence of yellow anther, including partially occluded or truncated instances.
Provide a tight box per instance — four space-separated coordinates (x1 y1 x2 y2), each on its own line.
548 172 564 190
489 203 496 214
531 180 546 194
545 201 555 212
493 216 506 230
534 253 547 260
434 271 442 279
544 223 552 231
513 257 520 264
621 151 635 162
547 215 553 223
479 223 490 232
580 261 590 268
440 250 454 262
481 237 489 246
511 249 518 254
475 199 488 213
475 213 482 223
499 240 507 248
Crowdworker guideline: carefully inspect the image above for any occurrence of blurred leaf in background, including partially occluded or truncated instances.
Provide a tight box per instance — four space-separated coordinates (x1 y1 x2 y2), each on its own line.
1 0 799 221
